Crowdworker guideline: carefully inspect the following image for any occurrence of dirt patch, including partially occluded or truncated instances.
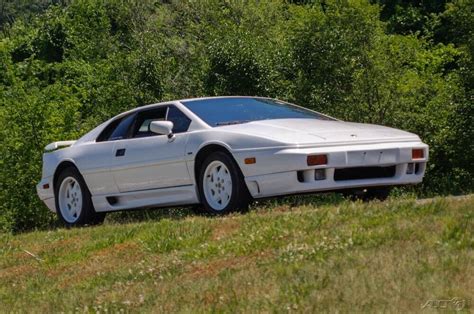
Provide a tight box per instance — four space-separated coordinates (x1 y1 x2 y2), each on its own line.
0 263 38 281
185 251 272 280
270 205 292 213
211 218 241 241
56 241 144 288
94 242 139 257
25 235 89 255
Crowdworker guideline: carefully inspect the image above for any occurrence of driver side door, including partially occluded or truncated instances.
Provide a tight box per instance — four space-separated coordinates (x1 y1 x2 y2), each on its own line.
111 105 192 193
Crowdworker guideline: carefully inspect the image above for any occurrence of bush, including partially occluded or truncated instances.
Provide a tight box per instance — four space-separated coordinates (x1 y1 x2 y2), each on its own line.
0 0 472 232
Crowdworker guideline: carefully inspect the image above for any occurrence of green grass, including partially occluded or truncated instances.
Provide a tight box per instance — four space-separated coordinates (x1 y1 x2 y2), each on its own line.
1 195 473 312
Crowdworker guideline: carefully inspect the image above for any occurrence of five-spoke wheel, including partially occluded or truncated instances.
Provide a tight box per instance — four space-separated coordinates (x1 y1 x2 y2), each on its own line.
55 167 105 226
58 176 83 223
198 151 250 214
203 160 233 211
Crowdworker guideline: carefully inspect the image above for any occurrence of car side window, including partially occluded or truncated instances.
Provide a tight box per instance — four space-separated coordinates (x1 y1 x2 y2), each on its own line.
108 113 136 141
167 105 191 134
131 107 168 138
96 113 135 142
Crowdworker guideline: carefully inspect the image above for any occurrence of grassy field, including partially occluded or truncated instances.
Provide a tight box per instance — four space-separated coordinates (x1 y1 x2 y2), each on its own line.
1 195 473 312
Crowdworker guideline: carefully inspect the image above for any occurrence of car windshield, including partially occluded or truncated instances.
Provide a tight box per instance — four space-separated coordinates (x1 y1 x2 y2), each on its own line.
181 97 334 127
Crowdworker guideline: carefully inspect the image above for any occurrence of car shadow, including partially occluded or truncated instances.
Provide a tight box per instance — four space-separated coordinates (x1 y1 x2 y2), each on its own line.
251 192 348 210
101 192 353 225
105 193 349 225
17 193 351 234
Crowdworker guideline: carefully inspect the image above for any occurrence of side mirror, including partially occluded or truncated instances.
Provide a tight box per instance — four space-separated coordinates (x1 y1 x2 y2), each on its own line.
150 121 174 140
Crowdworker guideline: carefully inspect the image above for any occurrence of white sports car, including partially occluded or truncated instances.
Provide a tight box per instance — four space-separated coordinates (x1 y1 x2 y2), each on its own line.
37 96 428 226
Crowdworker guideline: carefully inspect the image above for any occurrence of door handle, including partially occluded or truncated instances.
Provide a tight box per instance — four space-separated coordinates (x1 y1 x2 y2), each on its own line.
115 148 126 157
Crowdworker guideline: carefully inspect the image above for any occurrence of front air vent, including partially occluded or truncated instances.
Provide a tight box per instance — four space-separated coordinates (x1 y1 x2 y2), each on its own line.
297 171 305 183
106 196 119 206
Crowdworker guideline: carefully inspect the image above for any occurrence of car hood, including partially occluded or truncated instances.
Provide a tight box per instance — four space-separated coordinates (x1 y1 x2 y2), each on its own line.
220 119 420 146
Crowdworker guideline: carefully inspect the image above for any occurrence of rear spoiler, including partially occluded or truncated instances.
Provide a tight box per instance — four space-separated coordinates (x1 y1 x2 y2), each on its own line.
44 141 76 152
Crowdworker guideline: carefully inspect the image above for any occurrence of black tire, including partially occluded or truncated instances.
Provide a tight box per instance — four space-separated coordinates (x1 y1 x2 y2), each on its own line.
197 151 251 214
54 167 106 227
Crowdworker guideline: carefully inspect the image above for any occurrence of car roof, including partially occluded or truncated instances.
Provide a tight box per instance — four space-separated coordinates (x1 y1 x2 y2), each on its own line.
77 96 334 144
114 96 269 118
177 95 267 103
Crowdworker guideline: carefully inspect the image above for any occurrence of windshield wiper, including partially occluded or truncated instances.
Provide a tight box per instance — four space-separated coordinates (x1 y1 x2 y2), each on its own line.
215 120 250 126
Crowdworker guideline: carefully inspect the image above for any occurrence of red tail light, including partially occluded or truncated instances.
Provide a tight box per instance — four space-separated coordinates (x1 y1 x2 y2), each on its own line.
307 154 327 166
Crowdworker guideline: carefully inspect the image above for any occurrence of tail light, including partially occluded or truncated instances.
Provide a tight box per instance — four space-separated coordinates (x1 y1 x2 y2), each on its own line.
307 154 327 166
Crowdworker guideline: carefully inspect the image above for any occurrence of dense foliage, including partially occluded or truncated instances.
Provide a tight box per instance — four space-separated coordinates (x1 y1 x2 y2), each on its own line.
0 0 472 232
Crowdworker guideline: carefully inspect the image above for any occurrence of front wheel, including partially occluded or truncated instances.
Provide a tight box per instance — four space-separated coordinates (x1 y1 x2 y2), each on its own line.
198 151 251 214
55 167 105 227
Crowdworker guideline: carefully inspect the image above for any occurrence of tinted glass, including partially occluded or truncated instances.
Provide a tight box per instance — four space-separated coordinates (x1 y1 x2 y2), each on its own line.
109 113 136 140
96 118 122 142
96 113 135 142
182 97 333 127
132 107 167 138
167 105 191 133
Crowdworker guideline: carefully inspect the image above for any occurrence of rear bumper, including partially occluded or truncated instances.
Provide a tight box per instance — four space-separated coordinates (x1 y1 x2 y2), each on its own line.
36 177 56 212
243 142 428 198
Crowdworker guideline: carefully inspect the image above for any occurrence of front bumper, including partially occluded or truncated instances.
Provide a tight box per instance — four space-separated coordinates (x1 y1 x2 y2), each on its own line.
241 142 428 198
36 177 56 212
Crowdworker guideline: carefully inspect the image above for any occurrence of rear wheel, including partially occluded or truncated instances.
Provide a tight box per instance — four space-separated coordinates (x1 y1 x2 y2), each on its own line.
55 167 105 227
198 151 251 214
